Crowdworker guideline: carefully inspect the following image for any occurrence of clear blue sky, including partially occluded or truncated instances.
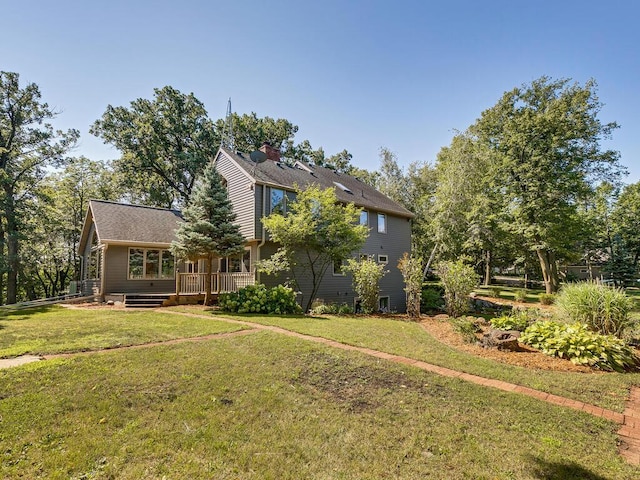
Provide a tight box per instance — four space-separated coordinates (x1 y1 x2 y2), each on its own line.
3 0 639 183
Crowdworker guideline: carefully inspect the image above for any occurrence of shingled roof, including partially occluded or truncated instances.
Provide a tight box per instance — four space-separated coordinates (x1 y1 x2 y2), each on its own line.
79 200 183 252
218 147 414 218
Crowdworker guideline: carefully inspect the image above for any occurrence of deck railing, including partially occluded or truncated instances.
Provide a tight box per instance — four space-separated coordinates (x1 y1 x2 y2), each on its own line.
177 272 255 295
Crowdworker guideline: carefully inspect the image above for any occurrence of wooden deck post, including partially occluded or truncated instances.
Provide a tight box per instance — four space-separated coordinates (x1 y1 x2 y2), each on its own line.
175 271 181 303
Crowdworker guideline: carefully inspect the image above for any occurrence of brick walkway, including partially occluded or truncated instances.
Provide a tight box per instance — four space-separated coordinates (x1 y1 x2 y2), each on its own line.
5 309 640 465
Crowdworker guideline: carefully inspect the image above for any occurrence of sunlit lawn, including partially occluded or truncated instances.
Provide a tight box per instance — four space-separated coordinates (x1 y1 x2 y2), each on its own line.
1 330 638 479
164 306 640 412
0 306 247 358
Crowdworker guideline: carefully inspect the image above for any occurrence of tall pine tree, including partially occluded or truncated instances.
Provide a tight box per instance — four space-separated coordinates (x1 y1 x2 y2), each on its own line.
170 161 245 305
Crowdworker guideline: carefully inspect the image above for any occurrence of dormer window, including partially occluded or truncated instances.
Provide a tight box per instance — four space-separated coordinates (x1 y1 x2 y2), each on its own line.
333 181 352 194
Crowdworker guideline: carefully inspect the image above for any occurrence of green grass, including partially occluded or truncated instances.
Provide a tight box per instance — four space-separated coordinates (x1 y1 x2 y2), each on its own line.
1 332 637 479
168 306 640 412
0 306 247 358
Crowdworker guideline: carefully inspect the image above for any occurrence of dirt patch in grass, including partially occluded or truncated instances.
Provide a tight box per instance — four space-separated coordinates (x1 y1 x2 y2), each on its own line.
294 352 437 412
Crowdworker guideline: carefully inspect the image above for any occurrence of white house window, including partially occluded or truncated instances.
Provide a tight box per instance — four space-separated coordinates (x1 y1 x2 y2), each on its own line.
271 188 285 214
128 248 174 280
377 213 387 233
221 249 251 273
333 259 345 276
378 254 388 264
359 210 368 226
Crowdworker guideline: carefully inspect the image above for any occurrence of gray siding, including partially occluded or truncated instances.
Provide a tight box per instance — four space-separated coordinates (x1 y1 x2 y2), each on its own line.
258 212 411 312
255 184 264 240
103 245 175 294
215 152 256 240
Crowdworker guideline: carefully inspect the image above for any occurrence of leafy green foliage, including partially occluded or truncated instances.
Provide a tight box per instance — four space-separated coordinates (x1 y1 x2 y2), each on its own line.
539 293 556 305
555 282 635 337
344 258 387 314
470 76 622 294
309 302 353 315
489 287 502 298
0 72 79 304
435 260 478 317
513 289 528 302
219 284 301 315
421 286 445 311
490 309 537 332
259 185 368 312
521 321 638 372
91 86 218 207
397 252 423 318
451 317 481 343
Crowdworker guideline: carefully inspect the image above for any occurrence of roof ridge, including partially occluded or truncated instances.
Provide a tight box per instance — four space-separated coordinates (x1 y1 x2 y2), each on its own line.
90 199 182 214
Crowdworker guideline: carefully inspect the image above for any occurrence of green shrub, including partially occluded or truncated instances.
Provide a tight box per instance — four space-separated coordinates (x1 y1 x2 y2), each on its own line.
343 258 387 314
490 286 502 298
490 310 531 332
310 302 353 315
521 321 638 372
555 282 635 337
436 260 478 318
451 317 481 344
539 293 556 305
421 286 444 311
513 289 528 302
219 284 301 315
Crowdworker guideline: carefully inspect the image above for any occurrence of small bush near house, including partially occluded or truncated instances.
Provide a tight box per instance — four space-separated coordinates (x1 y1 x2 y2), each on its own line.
555 281 635 337
421 286 445 312
539 293 556 305
310 303 353 315
436 260 478 318
343 258 387 314
520 321 638 372
219 284 301 314
490 286 502 298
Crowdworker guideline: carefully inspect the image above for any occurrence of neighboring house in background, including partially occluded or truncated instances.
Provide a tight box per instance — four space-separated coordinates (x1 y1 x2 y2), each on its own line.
78 143 414 311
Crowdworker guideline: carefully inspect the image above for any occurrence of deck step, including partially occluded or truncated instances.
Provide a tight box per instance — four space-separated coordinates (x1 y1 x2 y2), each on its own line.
124 294 171 308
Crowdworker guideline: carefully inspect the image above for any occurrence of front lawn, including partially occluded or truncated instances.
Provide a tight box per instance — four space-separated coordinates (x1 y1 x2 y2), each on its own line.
0 306 247 358
1 330 637 479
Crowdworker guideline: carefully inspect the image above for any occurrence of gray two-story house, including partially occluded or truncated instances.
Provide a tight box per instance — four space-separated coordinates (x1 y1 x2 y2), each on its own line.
79 144 413 311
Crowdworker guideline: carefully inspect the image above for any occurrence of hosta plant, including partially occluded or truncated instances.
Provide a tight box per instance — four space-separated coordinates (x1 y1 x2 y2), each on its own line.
521 321 638 372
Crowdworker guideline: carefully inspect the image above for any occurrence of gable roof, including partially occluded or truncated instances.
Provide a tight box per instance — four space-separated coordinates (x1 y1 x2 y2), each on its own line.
218 147 414 218
78 200 183 252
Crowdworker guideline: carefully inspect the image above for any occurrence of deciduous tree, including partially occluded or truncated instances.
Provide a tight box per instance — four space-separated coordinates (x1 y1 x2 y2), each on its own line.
0 72 78 304
259 185 368 312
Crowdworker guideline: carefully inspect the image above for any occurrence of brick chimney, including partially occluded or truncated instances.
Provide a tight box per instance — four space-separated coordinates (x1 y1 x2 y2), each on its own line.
259 142 281 162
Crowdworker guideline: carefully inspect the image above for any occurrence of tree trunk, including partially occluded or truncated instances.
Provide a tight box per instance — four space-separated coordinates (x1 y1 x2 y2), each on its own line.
5 189 18 305
483 250 492 286
204 256 212 306
536 248 559 294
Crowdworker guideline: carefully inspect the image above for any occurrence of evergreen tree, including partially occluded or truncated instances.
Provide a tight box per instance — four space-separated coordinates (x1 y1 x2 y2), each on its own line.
170 162 245 305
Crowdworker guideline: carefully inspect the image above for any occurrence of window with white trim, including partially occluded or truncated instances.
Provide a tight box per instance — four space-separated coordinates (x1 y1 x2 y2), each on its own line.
333 259 345 276
220 249 252 273
377 213 387 233
359 210 368 226
128 248 175 279
378 254 388 264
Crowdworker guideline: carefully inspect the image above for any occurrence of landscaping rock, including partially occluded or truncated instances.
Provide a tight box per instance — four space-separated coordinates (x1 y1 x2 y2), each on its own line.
480 329 521 351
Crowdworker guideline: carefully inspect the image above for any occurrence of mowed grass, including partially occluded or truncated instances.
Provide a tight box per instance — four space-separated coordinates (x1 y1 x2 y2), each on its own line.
0 306 247 358
1 331 638 479
168 307 640 412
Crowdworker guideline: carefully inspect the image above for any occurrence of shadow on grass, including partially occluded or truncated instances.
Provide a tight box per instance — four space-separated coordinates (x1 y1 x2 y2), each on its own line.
529 456 610 480
0 305 59 319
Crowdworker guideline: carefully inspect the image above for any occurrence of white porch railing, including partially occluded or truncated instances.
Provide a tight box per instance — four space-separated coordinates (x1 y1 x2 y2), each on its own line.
177 272 255 295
